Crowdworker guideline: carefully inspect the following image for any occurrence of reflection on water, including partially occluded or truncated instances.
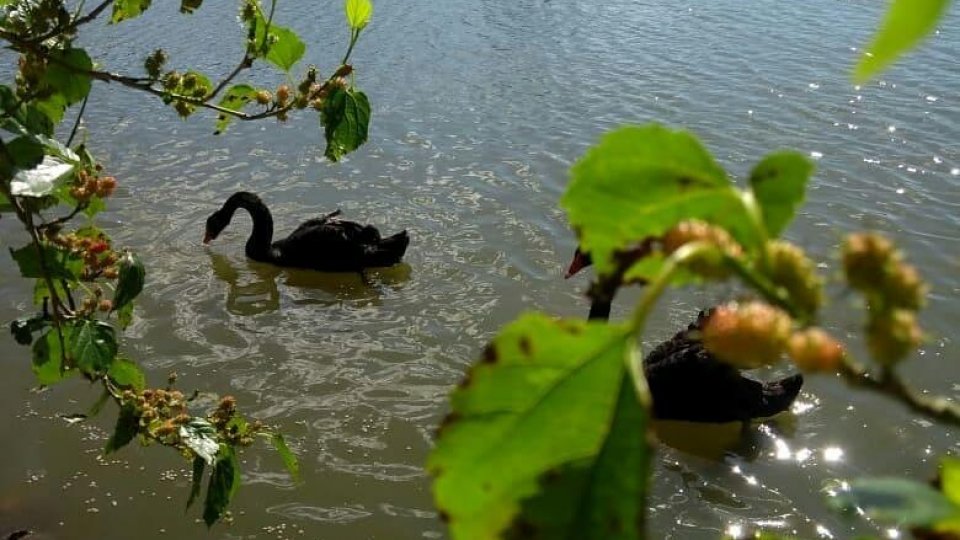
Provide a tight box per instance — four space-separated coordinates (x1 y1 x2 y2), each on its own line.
206 251 412 315
653 412 797 463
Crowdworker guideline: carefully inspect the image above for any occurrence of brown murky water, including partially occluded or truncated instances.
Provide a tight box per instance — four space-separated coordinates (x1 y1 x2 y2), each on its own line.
1 1 958 538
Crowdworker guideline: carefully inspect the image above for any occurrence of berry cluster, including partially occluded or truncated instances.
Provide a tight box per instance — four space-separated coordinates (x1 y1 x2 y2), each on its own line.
703 301 846 373
69 169 117 203
120 388 191 446
209 395 263 447
661 219 743 279
842 232 927 366
49 230 118 281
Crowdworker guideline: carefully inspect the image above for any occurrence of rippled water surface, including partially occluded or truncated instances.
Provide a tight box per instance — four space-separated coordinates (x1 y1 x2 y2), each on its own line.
1 0 959 538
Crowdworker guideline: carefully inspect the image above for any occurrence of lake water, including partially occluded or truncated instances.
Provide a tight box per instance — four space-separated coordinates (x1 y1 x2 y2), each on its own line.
1 0 958 538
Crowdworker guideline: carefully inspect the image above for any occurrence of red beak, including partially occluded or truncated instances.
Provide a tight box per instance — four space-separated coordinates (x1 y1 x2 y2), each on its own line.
564 249 591 279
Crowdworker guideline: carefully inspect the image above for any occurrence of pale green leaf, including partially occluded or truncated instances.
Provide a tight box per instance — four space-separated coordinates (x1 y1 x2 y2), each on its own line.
214 84 256 134
855 0 951 82
560 124 757 278
345 0 372 30
271 433 301 483
181 419 219 465
111 0 152 23
941 457 960 507
748 151 813 238
829 478 960 527
322 86 370 161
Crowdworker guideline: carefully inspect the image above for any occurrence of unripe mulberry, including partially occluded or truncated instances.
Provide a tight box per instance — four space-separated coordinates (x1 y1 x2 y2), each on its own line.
788 328 844 372
866 309 924 366
702 301 792 369
883 262 927 310
98 299 113 312
174 100 193 118
255 90 272 105
181 73 198 90
163 71 181 90
276 84 290 104
662 220 743 279
842 232 897 292
768 240 823 315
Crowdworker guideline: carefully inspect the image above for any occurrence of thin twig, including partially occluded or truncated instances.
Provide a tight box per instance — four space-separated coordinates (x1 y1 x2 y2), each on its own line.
839 357 960 428
66 94 89 146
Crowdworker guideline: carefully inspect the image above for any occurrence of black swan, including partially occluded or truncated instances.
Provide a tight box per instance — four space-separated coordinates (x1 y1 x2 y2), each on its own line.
203 192 410 272
566 248 803 423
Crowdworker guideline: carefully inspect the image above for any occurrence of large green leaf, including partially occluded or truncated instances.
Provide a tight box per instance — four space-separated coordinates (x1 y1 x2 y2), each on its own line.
506 374 651 539
111 0 152 23
855 0 951 82
9 156 75 198
187 456 205 509
748 152 813 238
203 445 241 526
6 136 44 170
829 478 960 527
322 86 370 162
42 49 93 105
345 0 373 30
428 314 634 539
67 319 118 376
214 84 256 134
560 124 756 277
10 243 83 280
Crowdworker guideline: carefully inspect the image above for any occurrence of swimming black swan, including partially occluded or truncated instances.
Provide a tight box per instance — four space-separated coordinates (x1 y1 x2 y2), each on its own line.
565 248 803 423
203 192 410 272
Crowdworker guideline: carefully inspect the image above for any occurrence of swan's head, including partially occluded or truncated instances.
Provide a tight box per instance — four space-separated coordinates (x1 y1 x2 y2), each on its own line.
564 247 592 279
204 210 230 244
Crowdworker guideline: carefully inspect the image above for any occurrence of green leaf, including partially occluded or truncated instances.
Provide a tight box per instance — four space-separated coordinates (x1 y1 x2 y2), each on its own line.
10 313 48 345
265 26 305 72
0 191 12 212
345 0 373 30
941 457 960 507
855 0 950 82
111 0 152 23
748 152 813 238
428 313 633 539
187 456 205 509
32 277 71 307
42 49 93 105
560 124 757 278
214 84 256 134
107 357 145 391
322 86 370 162
249 14 305 71
271 433 300 483
181 418 219 465
10 243 83 280
829 478 960 527
34 93 67 127
10 156 75 198
507 374 651 539
116 303 134 330
6 136 44 169
67 319 118 376
203 445 241 527
112 251 145 312
87 388 112 418
31 329 73 385
104 403 139 453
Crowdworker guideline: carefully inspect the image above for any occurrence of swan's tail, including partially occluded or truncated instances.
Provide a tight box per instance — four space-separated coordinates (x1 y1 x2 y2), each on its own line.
366 230 410 267
752 373 804 418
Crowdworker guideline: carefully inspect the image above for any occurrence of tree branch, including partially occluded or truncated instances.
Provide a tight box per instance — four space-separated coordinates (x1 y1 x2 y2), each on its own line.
839 357 960 428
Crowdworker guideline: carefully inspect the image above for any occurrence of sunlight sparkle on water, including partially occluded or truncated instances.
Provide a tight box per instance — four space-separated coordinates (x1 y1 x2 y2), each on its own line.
810 151 823 160
951 168 959 176
823 446 844 462
795 448 813 463
888 125 897 133
774 439 792 460
726 523 743 538
816 524 834 538
886 528 901 539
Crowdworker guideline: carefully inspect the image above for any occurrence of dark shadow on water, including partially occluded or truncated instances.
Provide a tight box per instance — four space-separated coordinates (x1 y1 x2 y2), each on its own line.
206 251 412 316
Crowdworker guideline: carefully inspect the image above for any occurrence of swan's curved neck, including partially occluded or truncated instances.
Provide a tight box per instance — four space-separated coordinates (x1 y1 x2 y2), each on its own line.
223 193 274 261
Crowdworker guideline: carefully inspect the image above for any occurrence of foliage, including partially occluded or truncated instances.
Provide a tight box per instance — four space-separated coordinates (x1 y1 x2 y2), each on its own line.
0 0 376 526
430 3 956 539
855 0 953 82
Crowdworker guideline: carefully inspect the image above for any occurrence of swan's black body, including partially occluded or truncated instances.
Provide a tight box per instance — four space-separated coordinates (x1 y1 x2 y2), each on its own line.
569 248 803 423
204 192 409 272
